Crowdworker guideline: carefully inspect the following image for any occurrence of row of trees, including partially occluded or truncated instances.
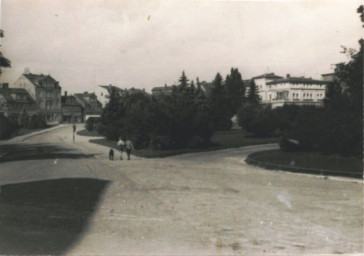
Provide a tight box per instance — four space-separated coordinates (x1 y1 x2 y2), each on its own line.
98 68 261 149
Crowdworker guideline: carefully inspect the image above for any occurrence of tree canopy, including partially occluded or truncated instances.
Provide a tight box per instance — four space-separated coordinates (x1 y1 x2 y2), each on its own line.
0 29 11 76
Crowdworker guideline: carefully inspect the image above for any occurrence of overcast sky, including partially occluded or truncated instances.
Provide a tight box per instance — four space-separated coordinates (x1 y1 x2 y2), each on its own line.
0 0 362 93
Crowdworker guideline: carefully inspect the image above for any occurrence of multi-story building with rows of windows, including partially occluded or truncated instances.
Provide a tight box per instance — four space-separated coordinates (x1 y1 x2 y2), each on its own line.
251 73 329 108
12 68 62 123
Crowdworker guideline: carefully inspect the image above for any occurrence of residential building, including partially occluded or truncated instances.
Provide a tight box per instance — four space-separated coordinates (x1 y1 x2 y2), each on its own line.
200 81 213 96
264 74 327 108
100 85 147 99
247 73 328 108
12 69 62 123
151 85 174 96
321 73 335 82
61 91 84 123
0 83 37 121
74 92 103 120
251 73 283 102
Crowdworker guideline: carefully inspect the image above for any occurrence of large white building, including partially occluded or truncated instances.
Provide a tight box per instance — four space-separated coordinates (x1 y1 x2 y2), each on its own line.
251 73 328 108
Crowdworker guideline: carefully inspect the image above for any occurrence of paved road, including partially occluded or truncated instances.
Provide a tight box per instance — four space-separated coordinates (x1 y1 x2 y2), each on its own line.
0 125 362 255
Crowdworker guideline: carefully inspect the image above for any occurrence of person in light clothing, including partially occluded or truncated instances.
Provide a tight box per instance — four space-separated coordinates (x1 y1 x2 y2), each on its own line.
116 137 125 160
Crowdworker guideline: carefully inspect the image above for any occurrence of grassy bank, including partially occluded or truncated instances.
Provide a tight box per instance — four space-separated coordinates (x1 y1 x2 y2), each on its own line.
76 129 102 137
246 150 363 179
87 129 280 158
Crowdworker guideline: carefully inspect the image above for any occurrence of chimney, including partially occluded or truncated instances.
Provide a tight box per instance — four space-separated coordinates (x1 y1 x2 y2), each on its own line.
23 67 30 74
286 74 290 78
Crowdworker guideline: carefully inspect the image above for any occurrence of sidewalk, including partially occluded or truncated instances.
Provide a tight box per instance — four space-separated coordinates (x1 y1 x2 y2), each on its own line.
0 124 68 145
0 125 67 159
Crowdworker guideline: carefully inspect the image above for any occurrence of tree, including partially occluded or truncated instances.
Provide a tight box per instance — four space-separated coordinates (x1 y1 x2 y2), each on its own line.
0 29 11 76
225 68 245 114
247 80 261 105
358 5 364 27
178 71 189 92
208 73 232 130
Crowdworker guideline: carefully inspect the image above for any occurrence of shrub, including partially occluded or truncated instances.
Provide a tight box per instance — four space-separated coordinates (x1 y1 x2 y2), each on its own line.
149 135 172 150
279 135 301 152
237 104 277 137
188 136 204 149
85 117 101 132
0 114 19 139
104 125 121 141
28 114 47 129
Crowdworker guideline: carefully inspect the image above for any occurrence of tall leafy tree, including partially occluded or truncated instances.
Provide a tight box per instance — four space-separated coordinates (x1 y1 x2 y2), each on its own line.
225 68 245 114
247 80 261 105
208 73 232 130
0 29 11 76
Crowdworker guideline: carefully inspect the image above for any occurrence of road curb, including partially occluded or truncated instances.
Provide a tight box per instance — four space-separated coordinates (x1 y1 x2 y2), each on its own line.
21 124 68 142
0 152 9 160
245 154 363 181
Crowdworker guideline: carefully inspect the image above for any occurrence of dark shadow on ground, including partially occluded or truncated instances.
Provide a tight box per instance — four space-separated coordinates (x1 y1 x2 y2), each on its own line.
0 178 110 255
0 143 95 163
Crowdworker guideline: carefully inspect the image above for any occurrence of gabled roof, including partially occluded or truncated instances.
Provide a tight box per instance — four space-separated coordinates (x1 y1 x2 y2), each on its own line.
101 85 148 96
61 95 83 106
267 77 329 85
23 73 60 88
252 73 283 80
74 92 103 112
0 88 36 104
151 86 174 91
200 82 213 94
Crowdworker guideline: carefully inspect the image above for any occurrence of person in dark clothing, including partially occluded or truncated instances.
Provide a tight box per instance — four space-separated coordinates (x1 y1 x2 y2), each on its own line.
109 148 114 160
72 123 77 142
125 138 134 160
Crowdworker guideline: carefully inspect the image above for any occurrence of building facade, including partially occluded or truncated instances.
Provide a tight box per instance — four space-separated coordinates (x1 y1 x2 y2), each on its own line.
74 92 103 121
61 92 84 123
151 85 174 96
12 69 62 123
0 83 37 121
251 73 328 108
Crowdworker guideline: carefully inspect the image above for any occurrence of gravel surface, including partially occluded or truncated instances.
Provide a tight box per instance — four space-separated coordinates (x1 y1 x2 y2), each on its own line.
0 124 362 255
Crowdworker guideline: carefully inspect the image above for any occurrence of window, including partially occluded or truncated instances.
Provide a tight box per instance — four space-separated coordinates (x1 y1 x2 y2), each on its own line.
46 101 53 110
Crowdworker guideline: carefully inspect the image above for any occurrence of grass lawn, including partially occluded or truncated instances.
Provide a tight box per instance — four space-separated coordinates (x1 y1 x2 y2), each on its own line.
76 129 102 137
246 150 363 179
87 129 280 158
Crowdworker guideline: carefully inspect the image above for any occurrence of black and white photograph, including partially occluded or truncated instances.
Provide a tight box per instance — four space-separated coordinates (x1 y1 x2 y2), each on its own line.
0 0 363 255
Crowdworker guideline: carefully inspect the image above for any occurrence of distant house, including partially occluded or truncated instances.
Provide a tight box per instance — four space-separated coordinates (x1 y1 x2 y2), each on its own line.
321 73 335 82
248 73 328 108
74 92 103 121
151 85 174 96
12 68 62 123
0 83 37 121
61 91 84 123
100 85 147 99
265 74 327 108
200 81 213 96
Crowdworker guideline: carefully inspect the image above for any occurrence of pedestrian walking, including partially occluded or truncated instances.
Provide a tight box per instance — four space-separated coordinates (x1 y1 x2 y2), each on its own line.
109 148 114 160
72 123 77 142
116 137 125 160
125 138 134 160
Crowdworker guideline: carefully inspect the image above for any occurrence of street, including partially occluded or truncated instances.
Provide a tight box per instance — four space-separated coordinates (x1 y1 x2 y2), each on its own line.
0 124 362 255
